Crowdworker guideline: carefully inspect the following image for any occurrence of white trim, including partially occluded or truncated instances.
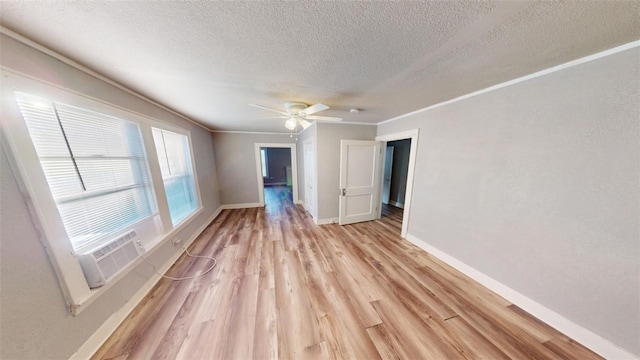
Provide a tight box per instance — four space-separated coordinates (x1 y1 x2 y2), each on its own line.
69 206 222 360
254 143 299 207
375 129 419 238
315 217 339 225
220 202 262 210
0 26 212 132
389 200 404 209
377 40 640 126
405 234 640 360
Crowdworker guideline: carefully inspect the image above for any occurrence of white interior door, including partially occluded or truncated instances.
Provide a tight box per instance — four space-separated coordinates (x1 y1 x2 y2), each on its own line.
339 140 381 225
382 145 394 204
303 139 316 216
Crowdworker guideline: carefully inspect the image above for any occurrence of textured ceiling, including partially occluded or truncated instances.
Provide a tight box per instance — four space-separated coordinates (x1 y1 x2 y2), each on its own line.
1 1 638 132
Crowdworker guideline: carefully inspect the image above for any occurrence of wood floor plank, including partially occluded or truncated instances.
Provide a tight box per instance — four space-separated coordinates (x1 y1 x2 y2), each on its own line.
225 273 260 359
149 288 207 360
370 300 460 359
253 288 278 360
543 338 603 360
365 324 403 360
94 186 601 360
444 316 512 359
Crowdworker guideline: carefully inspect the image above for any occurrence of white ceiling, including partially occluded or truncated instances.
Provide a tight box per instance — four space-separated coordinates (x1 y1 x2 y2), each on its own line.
1 1 638 133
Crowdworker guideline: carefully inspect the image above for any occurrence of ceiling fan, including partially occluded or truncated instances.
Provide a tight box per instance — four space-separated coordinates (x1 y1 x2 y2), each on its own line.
250 102 342 130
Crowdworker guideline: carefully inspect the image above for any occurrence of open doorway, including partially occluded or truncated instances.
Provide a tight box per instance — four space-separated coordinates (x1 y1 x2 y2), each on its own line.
381 139 411 233
376 129 419 238
254 143 298 211
261 147 292 207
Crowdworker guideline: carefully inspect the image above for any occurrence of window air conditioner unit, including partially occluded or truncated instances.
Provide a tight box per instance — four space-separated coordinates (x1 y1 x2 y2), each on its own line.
77 230 145 288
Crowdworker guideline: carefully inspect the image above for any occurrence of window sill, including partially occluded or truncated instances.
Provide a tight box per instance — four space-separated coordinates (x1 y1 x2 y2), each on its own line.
70 206 205 315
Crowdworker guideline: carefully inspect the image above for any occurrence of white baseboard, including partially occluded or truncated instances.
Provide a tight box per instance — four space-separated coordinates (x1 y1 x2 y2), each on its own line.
221 202 262 210
405 234 639 360
70 206 223 360
315 217 338 225
389 200 404 209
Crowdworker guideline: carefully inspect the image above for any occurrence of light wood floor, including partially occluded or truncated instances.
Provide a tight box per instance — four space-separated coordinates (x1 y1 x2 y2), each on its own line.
94 186 601 359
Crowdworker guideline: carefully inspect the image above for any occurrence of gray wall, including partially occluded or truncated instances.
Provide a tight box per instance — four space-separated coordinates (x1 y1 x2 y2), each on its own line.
0 34 221 359
377 47 640 356
211 132 296 205
387 139 411 206
264 148 291 185
316 123 377 220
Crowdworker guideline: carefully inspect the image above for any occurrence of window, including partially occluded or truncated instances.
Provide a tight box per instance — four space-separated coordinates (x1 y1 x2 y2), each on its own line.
15 92 155 250
261 148 268 177
152 128 199 226
5 75 205 311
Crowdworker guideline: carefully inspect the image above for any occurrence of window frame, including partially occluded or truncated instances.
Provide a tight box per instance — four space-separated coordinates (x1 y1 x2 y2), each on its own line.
1 70 203 314
151 127 202 228
15 93 159 252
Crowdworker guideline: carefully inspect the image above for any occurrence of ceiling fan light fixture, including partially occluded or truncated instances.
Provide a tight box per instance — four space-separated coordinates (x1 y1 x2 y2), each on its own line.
284 117 297 130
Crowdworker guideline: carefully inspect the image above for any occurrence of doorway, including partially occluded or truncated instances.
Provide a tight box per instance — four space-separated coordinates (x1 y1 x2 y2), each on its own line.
376 129 419 238
380 139 410 234
383 139 411 209
254 143 298 209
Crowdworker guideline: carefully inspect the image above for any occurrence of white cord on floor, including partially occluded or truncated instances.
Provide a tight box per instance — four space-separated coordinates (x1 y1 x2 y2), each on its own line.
142 247 217 281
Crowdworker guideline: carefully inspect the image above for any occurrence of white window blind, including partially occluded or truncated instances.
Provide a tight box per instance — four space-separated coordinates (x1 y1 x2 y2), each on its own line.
152 128 198 226
15 92 155 250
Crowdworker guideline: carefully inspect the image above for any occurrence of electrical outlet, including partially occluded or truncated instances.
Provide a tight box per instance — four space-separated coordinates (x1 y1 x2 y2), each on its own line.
172 238 183 247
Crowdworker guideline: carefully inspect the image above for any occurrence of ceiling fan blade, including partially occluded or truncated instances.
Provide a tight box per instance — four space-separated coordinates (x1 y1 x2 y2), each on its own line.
299 103 329 116
249 104 289 115
299 119 312 129
305 115 343 122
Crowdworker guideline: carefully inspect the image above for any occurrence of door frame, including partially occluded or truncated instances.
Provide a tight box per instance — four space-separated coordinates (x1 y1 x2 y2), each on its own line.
254 143 298 207
375 129 419 238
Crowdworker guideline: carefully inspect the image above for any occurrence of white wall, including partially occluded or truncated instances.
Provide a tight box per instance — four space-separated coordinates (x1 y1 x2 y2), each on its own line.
377 47 640 356
0 34 222 359
211 132 296 205
316 123 377 220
